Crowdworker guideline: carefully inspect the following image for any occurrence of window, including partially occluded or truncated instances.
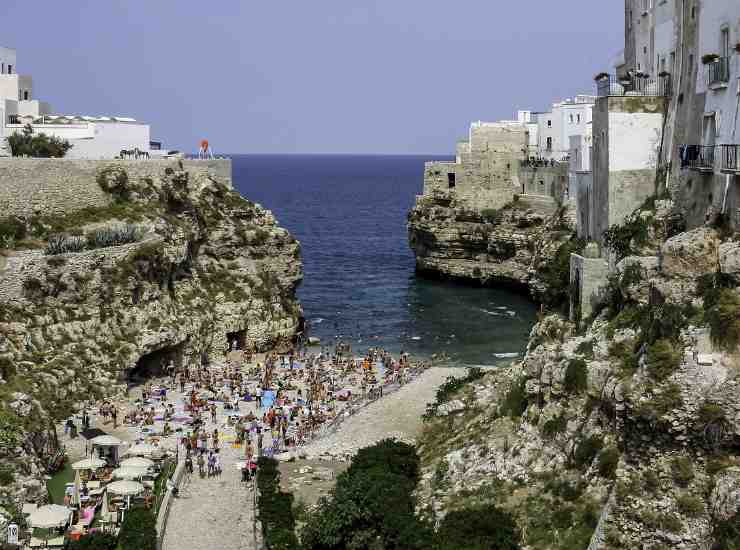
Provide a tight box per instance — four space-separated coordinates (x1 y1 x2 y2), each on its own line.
569 114 574 124
547 120 552 128
447 173 456 189
691 4 696 19
1 63 3 74
688 54 693 74
546 137 553 151
23 91 28 100
7 65 12 74
628 10 633 30
577 114 581 124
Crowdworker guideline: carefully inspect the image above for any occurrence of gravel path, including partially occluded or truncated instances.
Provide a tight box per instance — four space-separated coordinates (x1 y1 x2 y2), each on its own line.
299 366 457 459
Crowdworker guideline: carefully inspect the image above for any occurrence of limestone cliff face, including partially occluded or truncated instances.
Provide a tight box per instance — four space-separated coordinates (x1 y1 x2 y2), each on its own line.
417 200 740 549
408 191 578 302
0 162 302 517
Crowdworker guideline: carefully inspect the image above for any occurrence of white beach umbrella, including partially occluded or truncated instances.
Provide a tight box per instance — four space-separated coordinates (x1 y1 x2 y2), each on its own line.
120 457 154 468
112 467 148 480
125 443 156 457
91 435 122 447
28 505 71 529
101 489 110 517
71 457 106 470
107 480 144 496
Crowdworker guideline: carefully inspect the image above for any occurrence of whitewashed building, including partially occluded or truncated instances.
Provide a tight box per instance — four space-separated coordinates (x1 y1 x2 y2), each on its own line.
533 96 595 161
0 46 156 159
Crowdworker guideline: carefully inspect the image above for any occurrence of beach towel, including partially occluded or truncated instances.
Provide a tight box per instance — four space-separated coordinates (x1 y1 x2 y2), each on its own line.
261 390 277 410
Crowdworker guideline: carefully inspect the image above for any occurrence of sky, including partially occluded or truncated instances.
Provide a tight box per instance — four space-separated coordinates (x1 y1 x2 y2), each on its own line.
4 1 624 155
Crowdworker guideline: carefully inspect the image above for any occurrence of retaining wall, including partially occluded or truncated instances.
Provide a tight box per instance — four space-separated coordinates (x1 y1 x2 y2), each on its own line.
0 158 232 218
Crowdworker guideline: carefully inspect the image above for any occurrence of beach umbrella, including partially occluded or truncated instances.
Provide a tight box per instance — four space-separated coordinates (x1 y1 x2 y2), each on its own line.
90 435 122 446
113 467 148 480
71 457 106 470
125 443 156 457
120 457 154 468
107 480 144 497
101 489 110 520
28 505 71 529
72 470 81 508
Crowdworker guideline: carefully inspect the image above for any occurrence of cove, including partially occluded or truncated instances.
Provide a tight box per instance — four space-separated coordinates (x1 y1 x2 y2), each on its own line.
233 154 538 366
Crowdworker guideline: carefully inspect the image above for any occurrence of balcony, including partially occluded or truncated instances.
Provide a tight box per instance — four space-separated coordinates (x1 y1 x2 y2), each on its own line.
719 145 740 172
680 145 716 172
707 57 730 88
596 74 672 97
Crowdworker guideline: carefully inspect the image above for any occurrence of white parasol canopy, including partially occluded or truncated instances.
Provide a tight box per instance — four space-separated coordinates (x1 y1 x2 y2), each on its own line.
107 480 144 496
91 435 122 446
125 443 156 457
120 457 154 468
27 505 72 529
71 457 106 470
112 467 148 480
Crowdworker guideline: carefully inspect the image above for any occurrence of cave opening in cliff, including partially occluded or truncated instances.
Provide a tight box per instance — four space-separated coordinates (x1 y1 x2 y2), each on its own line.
227 330 247 351
128 343 185 383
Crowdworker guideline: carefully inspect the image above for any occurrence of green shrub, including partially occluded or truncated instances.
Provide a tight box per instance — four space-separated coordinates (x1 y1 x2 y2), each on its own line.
0 216 27 249
574 435 604 469
597 447 620 478
608 340 639 377
575 339 594 359
300 440 432 550
424 368 484 419
542 415 567 439
435 504 521 550
86 224 142 249
0 468 14 486
676 493 704 517
603 206 654 260
564 358 588 394
646 339 681 381
644 470 661 494
537 236 586 312
671 456 695 487
67 532 117 550
117 507 156 550
704 289 740 351
713 513 740 550
499 376 528 419
8 124 72 157
257 457 299 550
480 209 499 223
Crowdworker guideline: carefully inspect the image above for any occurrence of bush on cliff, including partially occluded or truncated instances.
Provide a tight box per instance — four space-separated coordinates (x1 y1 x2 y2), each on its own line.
300 440 433 550
704 288 740 352
564 358 588 394
8 124 72 158
117 507 156 550
435 504 521 550
537 236 585 312
645 339 681 381
257 457 299 550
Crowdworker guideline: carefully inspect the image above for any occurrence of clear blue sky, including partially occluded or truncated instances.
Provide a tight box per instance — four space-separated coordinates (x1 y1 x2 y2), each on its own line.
4 1 623 154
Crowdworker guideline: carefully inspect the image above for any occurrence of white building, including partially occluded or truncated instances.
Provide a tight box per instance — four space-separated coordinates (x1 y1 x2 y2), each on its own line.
0 46 155 159
533 96 595 161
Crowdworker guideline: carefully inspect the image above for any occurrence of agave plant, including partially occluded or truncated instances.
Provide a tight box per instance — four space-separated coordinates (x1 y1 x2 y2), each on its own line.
45 234 86 255
86 224 142 250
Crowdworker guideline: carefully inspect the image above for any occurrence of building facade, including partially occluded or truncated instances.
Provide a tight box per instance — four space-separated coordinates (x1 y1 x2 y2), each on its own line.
0 46 155 159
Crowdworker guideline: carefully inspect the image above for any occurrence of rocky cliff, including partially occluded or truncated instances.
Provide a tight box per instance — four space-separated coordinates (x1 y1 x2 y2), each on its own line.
416 198 740 549
0 162 302 521
408 191 581 307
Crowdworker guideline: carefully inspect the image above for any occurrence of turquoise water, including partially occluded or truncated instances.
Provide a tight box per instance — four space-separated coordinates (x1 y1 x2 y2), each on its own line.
232 155 537 367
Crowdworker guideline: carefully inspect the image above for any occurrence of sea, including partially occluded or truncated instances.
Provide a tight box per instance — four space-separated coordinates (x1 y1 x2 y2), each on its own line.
231 154 537 368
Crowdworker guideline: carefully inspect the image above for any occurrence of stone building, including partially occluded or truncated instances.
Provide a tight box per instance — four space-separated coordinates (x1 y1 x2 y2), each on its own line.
423 121 528 211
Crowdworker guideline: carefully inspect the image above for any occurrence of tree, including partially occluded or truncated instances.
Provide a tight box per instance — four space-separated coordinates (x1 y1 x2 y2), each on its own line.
67 532 117 550
117 508 156 550
8 124 72 158
435 504 521 550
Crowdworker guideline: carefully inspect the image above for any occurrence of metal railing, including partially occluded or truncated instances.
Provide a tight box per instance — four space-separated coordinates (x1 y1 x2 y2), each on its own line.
596 74 672 97
680 145 716 171
707 57 731 86
719 145 740 172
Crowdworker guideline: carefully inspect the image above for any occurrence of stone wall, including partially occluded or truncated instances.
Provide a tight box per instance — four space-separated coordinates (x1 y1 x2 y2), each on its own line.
519 164 568 199
0 158 232 217
570 252 609 322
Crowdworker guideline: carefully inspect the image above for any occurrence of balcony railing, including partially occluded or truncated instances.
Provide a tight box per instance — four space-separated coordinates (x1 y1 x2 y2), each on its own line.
680 145 716 171
707 57 730 87
596 74 672 97
719 145 740 172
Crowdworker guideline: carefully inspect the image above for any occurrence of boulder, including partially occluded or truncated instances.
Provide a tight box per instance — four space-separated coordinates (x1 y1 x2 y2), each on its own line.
660 228 720 279
719 241 740 277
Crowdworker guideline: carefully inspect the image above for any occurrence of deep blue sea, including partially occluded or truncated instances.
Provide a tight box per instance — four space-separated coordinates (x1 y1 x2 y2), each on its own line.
231 155 537 367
